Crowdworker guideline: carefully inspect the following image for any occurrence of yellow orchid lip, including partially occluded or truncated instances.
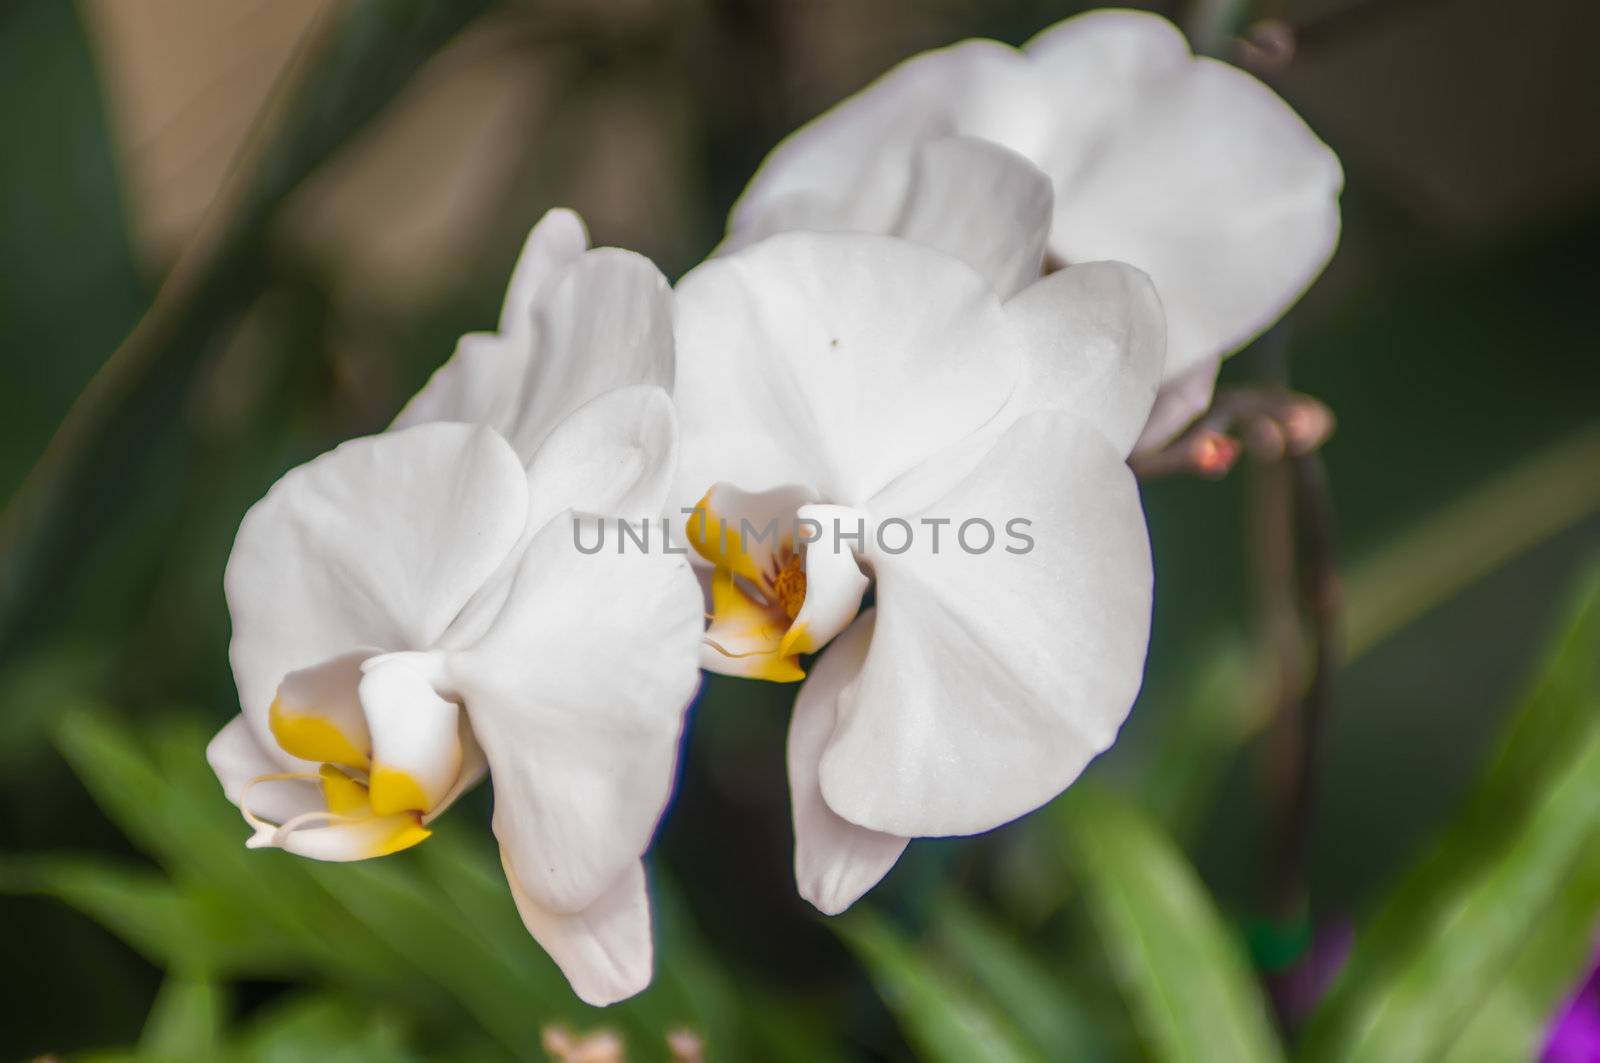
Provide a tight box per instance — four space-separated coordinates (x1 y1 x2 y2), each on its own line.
253 680 447 858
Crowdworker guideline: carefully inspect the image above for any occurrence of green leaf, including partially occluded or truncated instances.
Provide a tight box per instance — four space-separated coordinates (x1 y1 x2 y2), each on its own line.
1299 570 1600 1061
836 908 1045 1063
236 994 423 1063
138 975 226 1062
0 0 146 502
932 895 1114 1060
1057 787 1285 1063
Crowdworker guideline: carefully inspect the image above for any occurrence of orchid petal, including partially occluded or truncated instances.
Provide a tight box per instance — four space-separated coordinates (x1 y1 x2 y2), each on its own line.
498 248 674 460
522 385 679 534
1003 260 1166 456
893 135 1053 299
673 232 1017 509
499 208 590 337
260 811 431 862
392 209 589 433
787 612 908 914
1028 10 1343 377
820 412 1151 837
504 857 653 1007
449 512 702 914
207 715 321 824
226 423 528 760
782 504 870 657
727 40 1032 241
358 655 463 816
268 651 373 771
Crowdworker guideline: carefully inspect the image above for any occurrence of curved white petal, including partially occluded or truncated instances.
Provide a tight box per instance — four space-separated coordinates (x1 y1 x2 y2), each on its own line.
448 513 703 914
783 504 870 656
498 248 674 461
269 650 374 770
673 231 1019 510
523 385 680 533
392 210 590 434
207 715 321 824
1133 355 1221 454
788 612 908 914
358 655 463 815
390 333 525 438
504 857 653 1007
725 9 1339 384
499 208 590 337
394 238 672 470
226 423 529 758
261 811 430 863
821 412 1152 837
728 39 1032 242
1029 12 1343 376
892 135 1053 299
1003 260 1166 456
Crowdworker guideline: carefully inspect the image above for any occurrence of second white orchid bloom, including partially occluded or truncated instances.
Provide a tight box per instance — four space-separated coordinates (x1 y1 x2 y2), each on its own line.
674 229 1162 914
723 8 1342 452
208 211 702 1007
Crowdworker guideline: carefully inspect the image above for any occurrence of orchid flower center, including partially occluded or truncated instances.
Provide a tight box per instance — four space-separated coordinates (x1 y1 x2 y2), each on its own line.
688 488 871 683
241 653 462 860
769 549 808 620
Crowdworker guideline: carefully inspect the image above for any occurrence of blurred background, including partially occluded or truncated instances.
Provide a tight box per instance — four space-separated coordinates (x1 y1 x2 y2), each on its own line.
2 0 1597 1059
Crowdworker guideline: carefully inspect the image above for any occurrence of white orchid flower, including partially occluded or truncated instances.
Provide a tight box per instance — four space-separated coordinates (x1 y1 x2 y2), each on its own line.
672 227 1162 913
208 210 702 1006
723 8 1342 453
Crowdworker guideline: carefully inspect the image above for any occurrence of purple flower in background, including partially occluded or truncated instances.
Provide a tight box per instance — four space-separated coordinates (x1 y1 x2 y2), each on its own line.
1543 947 1600 1063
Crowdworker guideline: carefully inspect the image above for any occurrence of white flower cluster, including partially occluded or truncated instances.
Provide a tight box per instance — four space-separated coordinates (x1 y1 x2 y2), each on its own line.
207 10 1340 1006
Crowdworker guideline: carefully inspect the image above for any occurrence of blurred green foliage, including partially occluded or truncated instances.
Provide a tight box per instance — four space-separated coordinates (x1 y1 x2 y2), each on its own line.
2 0 1597 1060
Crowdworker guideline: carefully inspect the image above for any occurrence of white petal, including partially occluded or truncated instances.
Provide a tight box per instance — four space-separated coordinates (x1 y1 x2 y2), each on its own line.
503 857 653 1007
448 513 703 914
226 423 528 757
270 651 373 770
1029 11 1342 376
391 210 590 433
1003 260 1166 456
673 231 1019 509
784 504 870 656
523 385 679 534
358 655 463 815
727 39 1033 243
264 812 431 863
393 239 672 469
1132 355 1221 455
787 612 908 914
498 248 674 461
206 715 319 823
498 208 590 337
390 333 525 437
821 413 1152 837
892 135 1053 299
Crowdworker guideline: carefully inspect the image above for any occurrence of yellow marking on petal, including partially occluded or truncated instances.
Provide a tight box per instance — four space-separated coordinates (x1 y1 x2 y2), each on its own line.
269 698 370 770
368 765 432 816
704 568 806 682
318 764 371 816
687 489 762 583
368 816 432 858
778 620 813 658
